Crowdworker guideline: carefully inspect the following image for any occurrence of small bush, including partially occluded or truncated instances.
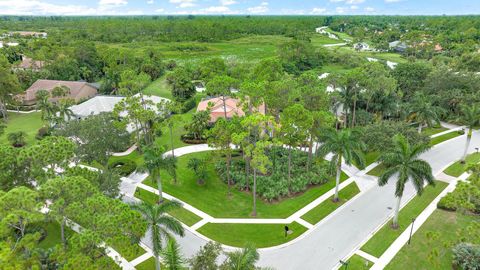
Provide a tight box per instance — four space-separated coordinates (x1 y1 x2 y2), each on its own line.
182 98 197 113
109 159 137 177
452 243 480 270
36 127 50 140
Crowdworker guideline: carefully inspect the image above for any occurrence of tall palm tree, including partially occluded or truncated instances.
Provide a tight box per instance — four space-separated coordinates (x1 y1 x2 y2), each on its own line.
56 100 75 124
161 238 185 270
409 93 443 133
35 90 55 126
221 244 259 270
378 135 434 229
317 128 365 202
131 201 185 270
143 145 167 202
459 104 480 163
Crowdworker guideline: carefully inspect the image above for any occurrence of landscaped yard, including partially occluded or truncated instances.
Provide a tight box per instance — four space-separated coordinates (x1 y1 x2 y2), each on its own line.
385 209 479 270
143 75 173 100
0 112 43 145
197 222 307 248
142 151 349 218
429 131 463 146
422 126 448 136
360 181 448 258
444 152 480 177
154 109 193 151
135 257 157 270
301 182 360 225
37 221 74 249
134 187 203 226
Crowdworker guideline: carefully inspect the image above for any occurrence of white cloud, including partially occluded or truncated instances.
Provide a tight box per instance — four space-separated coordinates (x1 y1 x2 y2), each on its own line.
201 6 230 13
147 0 154 4
385 0 402 2
350 5 358 10
220 0 236 5
169 0 196 8
364 6 375 12
247 1 268 14
155 8 165 12
311 7 327 14
330 0 364 3
336 6 347 13
0 0 98 15
99 0 127 6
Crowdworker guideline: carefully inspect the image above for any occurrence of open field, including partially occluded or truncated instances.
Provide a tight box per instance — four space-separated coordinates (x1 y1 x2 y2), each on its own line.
0 112 43 146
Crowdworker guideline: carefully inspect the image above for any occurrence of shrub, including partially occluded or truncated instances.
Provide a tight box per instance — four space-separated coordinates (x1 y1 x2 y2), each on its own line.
182 97 197 113
109 159 137 177
36 127 50 140
452 243 480 270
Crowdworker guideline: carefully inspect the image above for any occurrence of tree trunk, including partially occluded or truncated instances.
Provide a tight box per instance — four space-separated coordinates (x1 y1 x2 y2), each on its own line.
155 171 163 202
226 153 232 196
288 146 292 193
461 127 473 163
61 217 66 249
252 168 257 217
245 157 251 191
222 95 228 120
392 196 402 229
333 156 342 202
307 135 313 172
0 99 8 120
155 255 161 270
169 125 175 157
417 123 422 134
352 95 357 128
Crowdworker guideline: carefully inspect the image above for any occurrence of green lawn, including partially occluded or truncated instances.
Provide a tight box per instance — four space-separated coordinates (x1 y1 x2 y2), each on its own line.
135 257 158 270
143 151 349 218
143 75 173 100
0 112 43 146
301 182 360 225
367 163 385 177
386 209 479 270
311 34 343 46
109 238 146 262
197 222 307 248
422 126 448 136
155 110 193 151
360 181 448 258
444 152 480 177
346 254 373 270
37 221 74 249
429 131 463 146
134 187 203 226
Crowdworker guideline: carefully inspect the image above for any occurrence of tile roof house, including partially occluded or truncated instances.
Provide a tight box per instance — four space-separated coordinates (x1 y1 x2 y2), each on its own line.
14 56 45 71
197 96 266 123
17 79 98 106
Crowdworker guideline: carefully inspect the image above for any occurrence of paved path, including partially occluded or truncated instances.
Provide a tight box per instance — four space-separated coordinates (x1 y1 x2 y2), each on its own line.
112 144 138 157
158 131 480 270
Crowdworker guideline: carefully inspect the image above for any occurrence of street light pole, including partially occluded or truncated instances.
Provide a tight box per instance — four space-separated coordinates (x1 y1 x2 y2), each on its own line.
408 218 416 245
339 260 349 270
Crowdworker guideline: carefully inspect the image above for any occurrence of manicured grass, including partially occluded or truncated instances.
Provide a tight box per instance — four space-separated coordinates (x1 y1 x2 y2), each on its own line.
0 112 43 146
311 34 343 46
386 209 479 270
301 182 360 225
37 221 74 249
347 254 373 270
135 257 158 270
109 150 144 167
422 126 448 136
109 238 146 262
365 152 380 166
429 131 463 146
444 152 480 177
318 63 352 74
155 110 193 151
143 151 349 218
197 222 307 248
360 181 448 258
143 75 173 100
134 187 202 226
367 163 385 177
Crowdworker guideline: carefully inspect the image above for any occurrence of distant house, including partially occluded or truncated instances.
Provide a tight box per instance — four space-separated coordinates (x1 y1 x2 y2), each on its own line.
17 80 98 106
389 41 408 53
14 56 45 71
0 41 19 48
69 95 124 120
8 31 47 38
197 97 265 123
353 42 370 51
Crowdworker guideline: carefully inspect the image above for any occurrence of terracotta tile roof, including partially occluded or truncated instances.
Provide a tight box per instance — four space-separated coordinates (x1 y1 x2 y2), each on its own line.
16 57 44 70
197 96 265 122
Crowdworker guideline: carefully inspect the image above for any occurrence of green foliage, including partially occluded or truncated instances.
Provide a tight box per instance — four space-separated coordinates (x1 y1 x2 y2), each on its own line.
278 40 327 74
189 241 222 270
452 243 480 270
188 157 208 185
185 109 210 140
109 159 137 176
7 131 27 147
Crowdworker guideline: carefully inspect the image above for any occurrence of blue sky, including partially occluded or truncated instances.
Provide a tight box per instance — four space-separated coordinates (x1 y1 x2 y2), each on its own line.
0 0 479 16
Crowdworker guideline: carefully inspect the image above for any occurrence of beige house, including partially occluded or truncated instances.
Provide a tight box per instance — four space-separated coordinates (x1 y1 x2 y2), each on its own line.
14 56 45 71
17 80 98 106
197 96 265 123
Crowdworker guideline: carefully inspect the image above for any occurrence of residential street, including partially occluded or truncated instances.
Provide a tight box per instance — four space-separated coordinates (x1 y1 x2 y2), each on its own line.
159 131 480 270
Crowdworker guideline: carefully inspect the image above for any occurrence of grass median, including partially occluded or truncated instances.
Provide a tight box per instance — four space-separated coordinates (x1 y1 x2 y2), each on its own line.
444 152 480 177
360 181 448 258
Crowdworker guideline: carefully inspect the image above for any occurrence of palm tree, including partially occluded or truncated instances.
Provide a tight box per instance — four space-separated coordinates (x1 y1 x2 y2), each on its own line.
221 244 259 270
143 145 167 202
7 131 27 147
409 93 443 133
317 128 365 202
165 156 178 184
161 238 185 270
35 90 55 126
131 201 185 270
56 100 75 124
378 135 434 229
459 104 480 163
